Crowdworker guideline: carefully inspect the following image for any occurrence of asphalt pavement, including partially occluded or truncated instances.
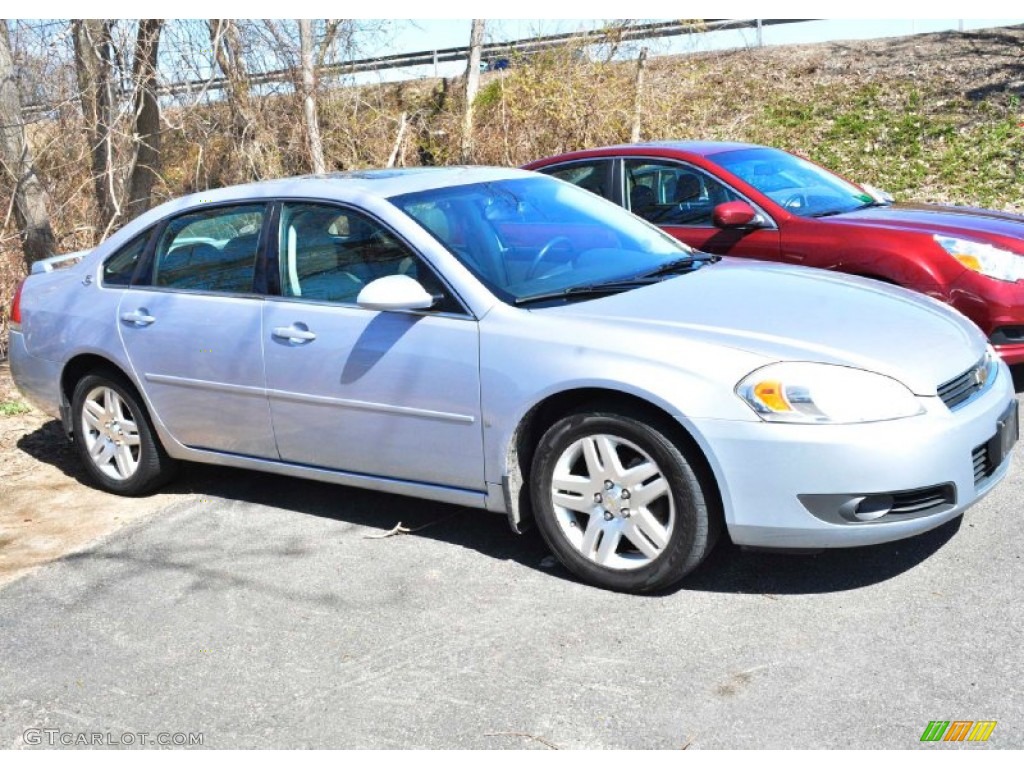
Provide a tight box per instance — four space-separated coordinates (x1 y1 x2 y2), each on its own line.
1 393 1022 749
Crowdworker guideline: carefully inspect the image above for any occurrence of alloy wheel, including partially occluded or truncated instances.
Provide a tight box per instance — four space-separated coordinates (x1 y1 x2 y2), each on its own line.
80 385 142 480
549 433 675 570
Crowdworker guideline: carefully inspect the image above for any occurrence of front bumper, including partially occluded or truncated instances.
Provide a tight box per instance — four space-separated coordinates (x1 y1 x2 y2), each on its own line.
991 339 1024 366
8 330 62 419
694 361 1016 549
947 270 1024 365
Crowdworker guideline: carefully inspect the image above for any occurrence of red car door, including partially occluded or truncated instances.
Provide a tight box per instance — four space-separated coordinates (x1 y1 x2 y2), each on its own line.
623 158 783 260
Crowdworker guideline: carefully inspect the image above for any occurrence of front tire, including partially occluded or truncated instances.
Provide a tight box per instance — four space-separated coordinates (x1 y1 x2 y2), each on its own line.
530 409 719 592
71 371 177 495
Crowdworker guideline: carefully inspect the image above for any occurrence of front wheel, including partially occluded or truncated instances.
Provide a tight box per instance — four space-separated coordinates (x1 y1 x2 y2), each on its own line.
71 372 177 495
530 409 719 592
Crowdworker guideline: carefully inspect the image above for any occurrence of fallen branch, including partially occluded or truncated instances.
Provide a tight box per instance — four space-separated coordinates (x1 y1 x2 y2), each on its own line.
362 510 463 539
363 522 410 539
484 731 560 750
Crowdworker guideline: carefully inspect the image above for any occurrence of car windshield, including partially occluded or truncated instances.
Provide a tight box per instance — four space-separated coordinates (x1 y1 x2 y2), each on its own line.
390 176 696 304
712 147 876 218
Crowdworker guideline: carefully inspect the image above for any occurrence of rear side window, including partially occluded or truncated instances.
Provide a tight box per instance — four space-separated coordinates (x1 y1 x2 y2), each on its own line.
152 204 265 293
542 160 613 201
102 233 149 286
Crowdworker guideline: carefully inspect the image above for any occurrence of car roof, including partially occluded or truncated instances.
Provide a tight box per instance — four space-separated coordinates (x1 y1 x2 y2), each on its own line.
626 140 765 156
164 166 537 211
526 140 766 166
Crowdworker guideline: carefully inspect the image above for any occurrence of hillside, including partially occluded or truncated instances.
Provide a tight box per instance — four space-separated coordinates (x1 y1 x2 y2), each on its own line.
468 23 1023 209
666 24 1024 207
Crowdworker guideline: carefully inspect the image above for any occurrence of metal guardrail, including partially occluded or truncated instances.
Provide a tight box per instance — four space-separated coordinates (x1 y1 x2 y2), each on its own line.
163 19 815 96
18 19 815 115
21 18 815 112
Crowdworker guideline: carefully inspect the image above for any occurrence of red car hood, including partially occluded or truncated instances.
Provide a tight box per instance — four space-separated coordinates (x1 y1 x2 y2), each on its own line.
832 203 1024 249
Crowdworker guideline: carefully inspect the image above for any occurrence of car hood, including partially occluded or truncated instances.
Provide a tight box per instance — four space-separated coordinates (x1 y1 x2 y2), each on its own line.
550 259 986 395
831 202 1024 248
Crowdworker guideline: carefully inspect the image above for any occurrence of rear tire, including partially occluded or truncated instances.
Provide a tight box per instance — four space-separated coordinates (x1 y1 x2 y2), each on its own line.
71 371 177 495
530 408 719 593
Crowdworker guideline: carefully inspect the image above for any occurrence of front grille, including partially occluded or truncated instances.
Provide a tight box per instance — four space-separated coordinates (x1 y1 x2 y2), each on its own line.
973 444 994 485
938 357 988 410
889 484 956 515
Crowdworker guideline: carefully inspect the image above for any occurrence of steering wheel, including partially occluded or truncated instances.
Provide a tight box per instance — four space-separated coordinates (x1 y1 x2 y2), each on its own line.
526 236 574 280
781 192 808 212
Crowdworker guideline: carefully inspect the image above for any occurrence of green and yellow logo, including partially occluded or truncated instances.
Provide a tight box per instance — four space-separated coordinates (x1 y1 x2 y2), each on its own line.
920 720 997 742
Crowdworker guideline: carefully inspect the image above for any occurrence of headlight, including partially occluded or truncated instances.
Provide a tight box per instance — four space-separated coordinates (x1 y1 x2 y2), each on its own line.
736 362 924 424
934 235 1024 283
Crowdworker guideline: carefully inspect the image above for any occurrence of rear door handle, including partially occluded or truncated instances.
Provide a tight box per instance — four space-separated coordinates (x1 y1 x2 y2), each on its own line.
120 309 155 326
272 325 317 343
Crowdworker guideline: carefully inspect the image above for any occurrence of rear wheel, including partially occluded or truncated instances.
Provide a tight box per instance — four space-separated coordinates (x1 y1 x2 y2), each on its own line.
530 408 720 593
71 372 177 495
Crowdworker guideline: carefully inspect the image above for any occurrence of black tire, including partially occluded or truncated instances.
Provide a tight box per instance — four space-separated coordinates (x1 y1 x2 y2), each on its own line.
70 371 178 495
530 408 720 593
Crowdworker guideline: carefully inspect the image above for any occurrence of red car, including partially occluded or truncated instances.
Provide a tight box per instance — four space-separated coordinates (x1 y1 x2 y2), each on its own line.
525 142 1024 364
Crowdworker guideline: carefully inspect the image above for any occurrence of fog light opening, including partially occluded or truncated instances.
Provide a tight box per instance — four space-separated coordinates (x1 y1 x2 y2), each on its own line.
852 495 893 521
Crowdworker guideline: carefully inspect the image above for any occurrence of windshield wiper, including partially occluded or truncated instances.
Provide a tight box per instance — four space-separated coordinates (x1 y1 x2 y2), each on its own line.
514 278 659 306
812 201 891 218
515 253 720 306
639 252 721 278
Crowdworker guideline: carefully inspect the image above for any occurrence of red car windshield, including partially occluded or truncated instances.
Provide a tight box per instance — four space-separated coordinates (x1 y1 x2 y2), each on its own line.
712 147 877 218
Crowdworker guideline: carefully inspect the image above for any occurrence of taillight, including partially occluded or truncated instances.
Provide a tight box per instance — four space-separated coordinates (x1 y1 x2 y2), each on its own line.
9 278 25 330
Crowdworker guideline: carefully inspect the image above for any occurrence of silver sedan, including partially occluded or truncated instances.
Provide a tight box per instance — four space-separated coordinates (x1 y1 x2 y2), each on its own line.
9 168 1018 592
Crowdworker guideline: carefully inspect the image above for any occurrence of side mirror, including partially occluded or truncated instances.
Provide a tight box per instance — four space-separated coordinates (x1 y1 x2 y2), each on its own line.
356 274 436 312
713 201 762 229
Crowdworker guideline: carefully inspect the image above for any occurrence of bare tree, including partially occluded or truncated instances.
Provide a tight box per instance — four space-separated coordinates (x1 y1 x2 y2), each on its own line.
72 19 119 231
0 20 55 266
208 19 280 180
125 19 163 220
630 47 648 143
461 19 485 163
385 112 407 168
316 19 348 68
298 19 325 174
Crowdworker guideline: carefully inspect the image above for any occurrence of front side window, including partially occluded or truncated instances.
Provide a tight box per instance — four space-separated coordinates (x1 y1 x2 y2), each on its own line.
102 232 149 286
152 204 264 293
278 202 455 310
625 159 741 227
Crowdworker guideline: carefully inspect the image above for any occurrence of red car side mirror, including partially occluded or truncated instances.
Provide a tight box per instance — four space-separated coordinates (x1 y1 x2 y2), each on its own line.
713 201 759 229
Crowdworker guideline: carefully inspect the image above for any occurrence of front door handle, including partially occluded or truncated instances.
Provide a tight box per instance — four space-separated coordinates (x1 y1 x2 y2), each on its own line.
272 325 317 343
120 309 155 326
